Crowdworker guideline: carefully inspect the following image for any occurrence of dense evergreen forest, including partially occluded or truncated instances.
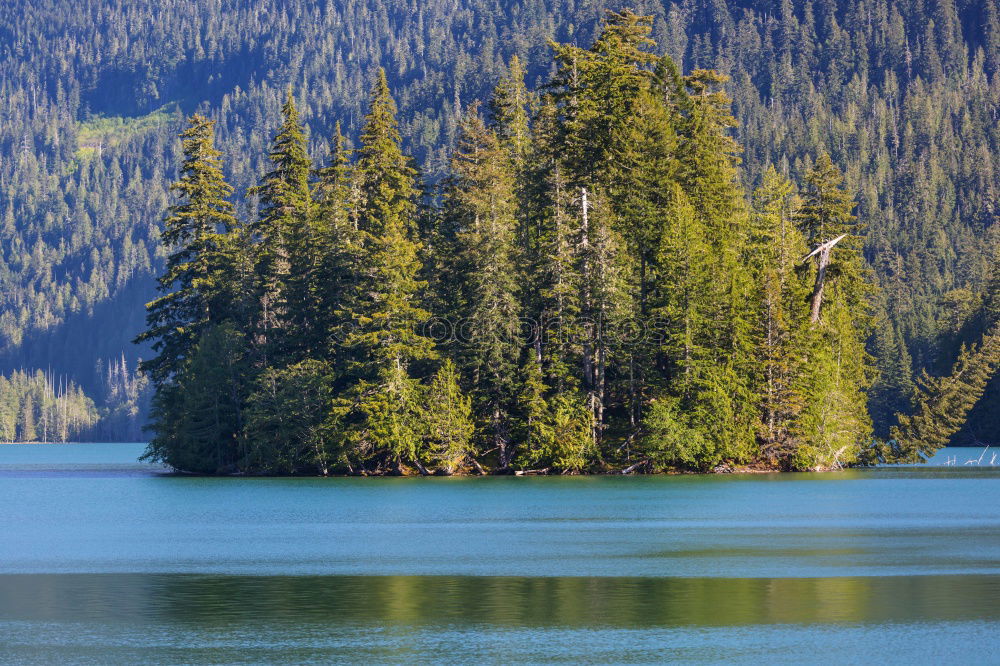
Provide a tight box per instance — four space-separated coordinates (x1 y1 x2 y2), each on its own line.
3 0 1000 451
142 11 882 474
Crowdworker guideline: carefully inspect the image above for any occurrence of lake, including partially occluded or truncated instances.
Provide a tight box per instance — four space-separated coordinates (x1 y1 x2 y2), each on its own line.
1 443 999 663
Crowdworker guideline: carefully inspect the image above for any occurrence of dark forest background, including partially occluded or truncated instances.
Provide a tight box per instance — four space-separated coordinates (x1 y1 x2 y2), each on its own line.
1 0 998 442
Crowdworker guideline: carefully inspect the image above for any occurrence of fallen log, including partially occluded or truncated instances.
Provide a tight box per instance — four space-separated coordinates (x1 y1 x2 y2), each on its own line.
621 459 650 474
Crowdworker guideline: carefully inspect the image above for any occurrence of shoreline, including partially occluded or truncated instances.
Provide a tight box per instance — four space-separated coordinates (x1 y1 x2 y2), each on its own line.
161 463 850 478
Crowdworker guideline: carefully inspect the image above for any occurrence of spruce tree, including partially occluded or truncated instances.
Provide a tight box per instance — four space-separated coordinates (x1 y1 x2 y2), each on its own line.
489 55 534 274
640 184 724 470
334 69 436 471
576 187 632 448
444 108 523 467
678 69 760 465
421 359 476 474
137 114 238 386
248 90 315 363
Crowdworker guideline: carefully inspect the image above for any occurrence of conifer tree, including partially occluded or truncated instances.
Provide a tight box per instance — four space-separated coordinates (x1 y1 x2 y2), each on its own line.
749 167 811 465
20 395 35 443
421 359 476 474
867 310 915 438
676 70 759 462
797 152 864 323
576 187 631 446
144 322 247 474
610 76 678 439
137 114 238 386
334 69 436 471
130 10 896 476
311 122 358 362
244 359 336 474
136 116 246 471
514 354 551 464
489 55 534 268
444 108 523 467
248 90 314 363
886 329 1000 463
640 184 728 470
488 55 531 166
794 156 874 469
549 9 657 184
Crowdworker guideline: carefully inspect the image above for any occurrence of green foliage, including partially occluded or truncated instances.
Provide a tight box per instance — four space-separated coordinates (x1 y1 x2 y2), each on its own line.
344 69 434 370
136 114 238 385
249 91 316 364
488 56 531 166
884 331 1000 463
334 360 426 472
517 390 595 473
794 302 874 470
75 108 179 161
244 359 337 475
639 396 714 472
330 71 437 472
134 10 902 476
143 322 247 473
750 168 811 465
421 360 476 473
792 156 875 470
5 0 1000 452
444 108 522 466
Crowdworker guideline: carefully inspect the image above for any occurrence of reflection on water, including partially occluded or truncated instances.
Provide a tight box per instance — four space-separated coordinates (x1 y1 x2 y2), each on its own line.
4 573 1000 627
2 573 1000 664
3 444 1000 662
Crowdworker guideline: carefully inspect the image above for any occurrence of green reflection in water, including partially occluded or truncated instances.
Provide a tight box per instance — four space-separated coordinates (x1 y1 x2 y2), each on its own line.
3 573 999 627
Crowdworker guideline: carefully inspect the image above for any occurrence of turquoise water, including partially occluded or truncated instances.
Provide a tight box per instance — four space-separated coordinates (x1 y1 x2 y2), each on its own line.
1 443 999 663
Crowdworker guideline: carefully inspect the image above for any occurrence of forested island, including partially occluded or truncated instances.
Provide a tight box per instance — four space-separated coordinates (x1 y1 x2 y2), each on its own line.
128 11 993 476
4 0 1000 452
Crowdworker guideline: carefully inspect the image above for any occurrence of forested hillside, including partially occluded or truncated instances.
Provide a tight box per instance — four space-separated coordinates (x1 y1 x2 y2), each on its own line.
2 0 999 442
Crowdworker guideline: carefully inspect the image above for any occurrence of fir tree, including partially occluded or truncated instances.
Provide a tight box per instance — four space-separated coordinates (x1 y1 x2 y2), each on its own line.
334 69 436 470
444 108 523 467
248 89 315 363
421 359 476 474
137 114 238 386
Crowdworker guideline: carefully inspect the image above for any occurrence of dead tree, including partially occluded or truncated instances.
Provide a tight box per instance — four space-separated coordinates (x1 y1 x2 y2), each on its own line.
803 234 847 323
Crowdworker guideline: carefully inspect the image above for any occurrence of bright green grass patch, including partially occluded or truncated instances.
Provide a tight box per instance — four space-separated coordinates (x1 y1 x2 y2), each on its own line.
75 105 180 161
